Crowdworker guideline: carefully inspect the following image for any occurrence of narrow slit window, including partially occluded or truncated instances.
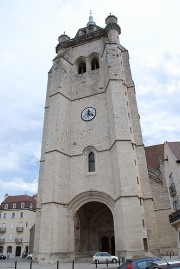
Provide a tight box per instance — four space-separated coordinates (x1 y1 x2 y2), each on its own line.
91 58 99 70
78 62 86 74
88 152 95 172
143 238 148 252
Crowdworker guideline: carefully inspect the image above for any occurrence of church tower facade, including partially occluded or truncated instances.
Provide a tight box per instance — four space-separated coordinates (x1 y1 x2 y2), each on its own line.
34 14 159 263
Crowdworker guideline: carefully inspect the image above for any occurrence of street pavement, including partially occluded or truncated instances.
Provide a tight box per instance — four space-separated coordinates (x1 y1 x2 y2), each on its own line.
0 256 179 269
0 258 119 269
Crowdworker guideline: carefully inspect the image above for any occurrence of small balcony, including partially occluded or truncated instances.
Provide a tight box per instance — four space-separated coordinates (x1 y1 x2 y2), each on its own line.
16 227 23 232
169 183 177 197
169 209 180 225
0 227 6 233
0 239 5 244
15 238 22 244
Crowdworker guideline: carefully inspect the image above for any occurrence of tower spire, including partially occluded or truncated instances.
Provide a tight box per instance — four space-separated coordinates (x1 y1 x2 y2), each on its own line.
87 10 96 26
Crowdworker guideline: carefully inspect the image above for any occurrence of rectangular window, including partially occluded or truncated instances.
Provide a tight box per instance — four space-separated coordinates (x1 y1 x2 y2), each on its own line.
13 203 16 209
4 204 8 209
20 212 24 218
11 213 15 218
2 223 6 228
21 203 25 208
3 213 7 219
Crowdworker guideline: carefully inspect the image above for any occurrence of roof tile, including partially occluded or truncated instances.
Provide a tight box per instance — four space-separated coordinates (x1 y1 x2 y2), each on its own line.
166 142 180 161
145 144 164 170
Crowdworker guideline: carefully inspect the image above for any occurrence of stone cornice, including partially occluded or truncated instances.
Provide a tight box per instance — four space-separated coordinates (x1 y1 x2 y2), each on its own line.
47 78 125 103
56 29 107 53
41 139 133 161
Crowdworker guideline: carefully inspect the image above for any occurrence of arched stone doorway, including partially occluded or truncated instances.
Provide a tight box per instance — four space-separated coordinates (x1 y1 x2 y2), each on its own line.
74 201 115 258
7 246 12 254
16 246 21 256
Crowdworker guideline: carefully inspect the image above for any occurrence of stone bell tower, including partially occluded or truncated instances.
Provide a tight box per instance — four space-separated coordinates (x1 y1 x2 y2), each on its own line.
33 14 159 263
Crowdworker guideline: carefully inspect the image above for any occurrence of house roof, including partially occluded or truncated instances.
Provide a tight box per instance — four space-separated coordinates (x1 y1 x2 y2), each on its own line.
166 142 180 161
0 194 36 210
144 144 164 170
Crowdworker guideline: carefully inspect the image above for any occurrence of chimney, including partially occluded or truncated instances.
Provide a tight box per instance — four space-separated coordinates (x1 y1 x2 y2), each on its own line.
4 193 9 200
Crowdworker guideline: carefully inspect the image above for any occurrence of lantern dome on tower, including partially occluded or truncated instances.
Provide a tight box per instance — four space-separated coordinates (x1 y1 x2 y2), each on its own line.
87 10 96 26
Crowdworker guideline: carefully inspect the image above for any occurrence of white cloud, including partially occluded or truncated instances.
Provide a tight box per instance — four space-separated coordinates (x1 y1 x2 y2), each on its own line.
132 46 180 146
0 177 38 203
0 141 41 172
137 49 180 78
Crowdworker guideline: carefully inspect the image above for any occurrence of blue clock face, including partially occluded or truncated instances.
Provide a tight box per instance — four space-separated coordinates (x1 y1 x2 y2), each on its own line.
81 107 96 121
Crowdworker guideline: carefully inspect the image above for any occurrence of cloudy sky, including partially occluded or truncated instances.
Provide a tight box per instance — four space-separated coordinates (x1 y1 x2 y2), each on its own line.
0 0 179 202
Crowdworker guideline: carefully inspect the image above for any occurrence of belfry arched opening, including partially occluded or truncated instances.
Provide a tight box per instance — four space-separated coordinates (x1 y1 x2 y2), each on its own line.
74 201 115 258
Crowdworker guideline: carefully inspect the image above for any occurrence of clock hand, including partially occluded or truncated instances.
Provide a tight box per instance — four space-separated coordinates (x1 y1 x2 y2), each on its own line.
88 109 94 116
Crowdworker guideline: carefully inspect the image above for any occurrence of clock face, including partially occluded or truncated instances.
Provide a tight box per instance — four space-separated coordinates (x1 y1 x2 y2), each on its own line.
81 107 96 121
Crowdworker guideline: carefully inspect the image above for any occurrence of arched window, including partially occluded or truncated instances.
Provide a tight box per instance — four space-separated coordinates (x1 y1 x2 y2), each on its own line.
91 58 99 70
7 246 12 253
88 152 95 172
78 62 86 74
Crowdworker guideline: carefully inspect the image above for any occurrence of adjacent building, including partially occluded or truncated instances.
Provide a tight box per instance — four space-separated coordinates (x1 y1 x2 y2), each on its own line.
145 144 178 256
0 194 36 257
164 142 180 255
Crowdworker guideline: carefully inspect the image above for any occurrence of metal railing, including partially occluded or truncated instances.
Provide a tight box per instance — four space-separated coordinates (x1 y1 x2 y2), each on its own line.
0 238 5 244
169 209 180 224
9 259 123 269
16 227 24 232
0 227 6 233
15 238 23 244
